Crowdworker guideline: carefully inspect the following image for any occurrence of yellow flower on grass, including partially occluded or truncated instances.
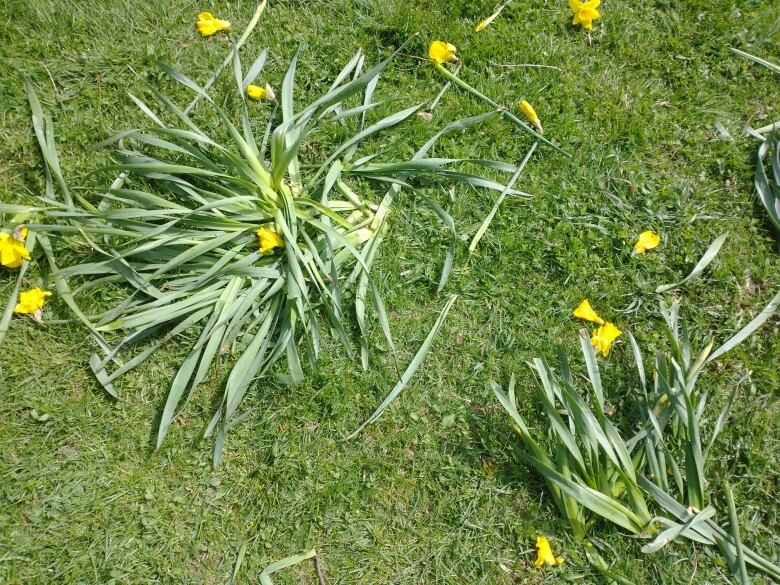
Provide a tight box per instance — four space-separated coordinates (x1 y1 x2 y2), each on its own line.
0 230 31 269
428 41 457 64
591 322 622 357
573 299 605 325
519 100 543 134
535 535 564 568
569 0 601 30
257 227 284 254
634 230 661 254
196 12 231 37
14 288 52 323
247 84 266 101
247 83 276 102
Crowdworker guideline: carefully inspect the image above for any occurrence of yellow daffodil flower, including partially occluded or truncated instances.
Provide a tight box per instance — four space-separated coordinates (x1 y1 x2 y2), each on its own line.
257 226 284 254
634 230 661 254
247 84 266 101
519 100 543 134
535 535 564 568
0 230 31 269
569 0 601 30
14 287 52 323
591 322 622 357
196 12 231 37
428 41 457 64
573 299 605 325
247 83 276 102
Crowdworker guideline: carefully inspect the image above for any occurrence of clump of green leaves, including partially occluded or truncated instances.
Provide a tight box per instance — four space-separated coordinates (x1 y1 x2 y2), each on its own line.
492 292 780 583
17 32 541 465
731 47 780 235
755 134 780 234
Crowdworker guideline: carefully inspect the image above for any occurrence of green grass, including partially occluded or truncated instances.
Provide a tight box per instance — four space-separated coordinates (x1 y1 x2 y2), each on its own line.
1 0 779 582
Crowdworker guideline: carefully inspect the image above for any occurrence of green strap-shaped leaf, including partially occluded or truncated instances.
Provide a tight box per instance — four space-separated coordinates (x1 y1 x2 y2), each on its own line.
347 295 457 439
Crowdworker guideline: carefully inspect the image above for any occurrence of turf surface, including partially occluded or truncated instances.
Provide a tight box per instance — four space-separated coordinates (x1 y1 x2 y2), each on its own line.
1 0 778 582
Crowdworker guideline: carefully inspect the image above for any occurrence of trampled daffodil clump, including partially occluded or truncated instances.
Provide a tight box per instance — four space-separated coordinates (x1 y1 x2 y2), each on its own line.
23 30 535 464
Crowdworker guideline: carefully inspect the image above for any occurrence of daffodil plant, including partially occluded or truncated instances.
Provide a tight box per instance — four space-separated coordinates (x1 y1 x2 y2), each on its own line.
492 293 780 583
20 36 531 465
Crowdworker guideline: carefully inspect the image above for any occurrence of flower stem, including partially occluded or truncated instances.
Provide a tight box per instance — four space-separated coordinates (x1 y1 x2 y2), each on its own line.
433 62 569 157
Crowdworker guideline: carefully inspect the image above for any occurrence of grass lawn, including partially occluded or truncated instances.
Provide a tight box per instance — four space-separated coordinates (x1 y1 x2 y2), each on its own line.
1 0 779 582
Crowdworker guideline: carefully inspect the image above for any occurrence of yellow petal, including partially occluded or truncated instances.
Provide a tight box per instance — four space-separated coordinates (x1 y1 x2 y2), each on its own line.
428 40 457 64
197 20 218 36
196 12 230 36
634 230 661 254
14 288 52 314
591 322 622 357
0 232 30 269
257 227 284 254
573 299 605 325
535 535 565 568
246 84 267 101
569 0 584 13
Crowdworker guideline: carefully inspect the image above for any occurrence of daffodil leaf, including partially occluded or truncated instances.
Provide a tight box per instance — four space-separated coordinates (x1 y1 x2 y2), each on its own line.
242 48 269 90
730 47 780 75
708 288 780 362
347 295 457 439
469 142 536 253
185 0 268 114
258 549 317 585
655 233 728 293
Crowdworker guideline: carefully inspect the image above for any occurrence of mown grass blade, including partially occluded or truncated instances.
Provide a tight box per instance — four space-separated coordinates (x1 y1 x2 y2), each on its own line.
347 294 457 439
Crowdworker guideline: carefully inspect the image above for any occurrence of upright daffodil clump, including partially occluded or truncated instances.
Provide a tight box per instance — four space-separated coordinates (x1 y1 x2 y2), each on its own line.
492 292 780 583
24 32 530 464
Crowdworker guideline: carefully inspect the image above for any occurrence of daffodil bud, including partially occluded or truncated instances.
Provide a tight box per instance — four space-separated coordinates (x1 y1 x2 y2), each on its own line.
519 100 543 134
